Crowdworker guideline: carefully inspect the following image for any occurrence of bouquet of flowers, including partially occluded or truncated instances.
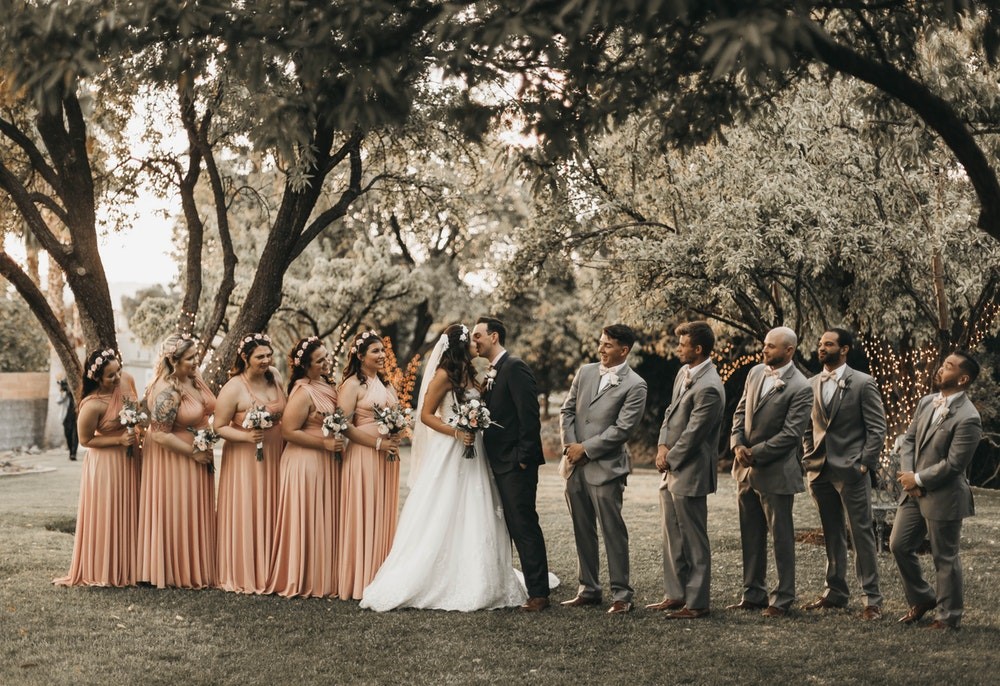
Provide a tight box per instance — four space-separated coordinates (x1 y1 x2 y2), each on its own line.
241 406 274 461
372 403 413 462
449 398 500 459
322 408 350 462
118 398 147 459
188 424 221 473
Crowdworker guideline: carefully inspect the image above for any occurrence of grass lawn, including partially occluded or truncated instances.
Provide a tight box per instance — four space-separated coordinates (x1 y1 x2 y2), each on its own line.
2 448 999 685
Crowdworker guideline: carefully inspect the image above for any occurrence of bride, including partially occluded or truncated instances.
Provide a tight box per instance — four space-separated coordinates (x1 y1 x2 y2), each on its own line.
360 323 529 611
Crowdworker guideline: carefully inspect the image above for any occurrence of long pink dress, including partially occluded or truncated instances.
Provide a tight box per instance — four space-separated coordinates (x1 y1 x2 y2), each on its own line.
266 378 340 598
136 377 217 589
216 377 286 594
338 377 401 599
54 383 141 587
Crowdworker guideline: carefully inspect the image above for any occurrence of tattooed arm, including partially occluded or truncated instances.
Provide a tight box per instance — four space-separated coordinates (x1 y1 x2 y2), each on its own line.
147 384 211 461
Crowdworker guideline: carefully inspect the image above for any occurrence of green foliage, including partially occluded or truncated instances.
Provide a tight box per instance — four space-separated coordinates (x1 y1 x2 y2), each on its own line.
0 292 49 372
128 295 180 347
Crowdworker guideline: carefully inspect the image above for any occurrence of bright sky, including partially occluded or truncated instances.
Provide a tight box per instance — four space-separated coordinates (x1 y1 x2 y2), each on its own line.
97 192 178 286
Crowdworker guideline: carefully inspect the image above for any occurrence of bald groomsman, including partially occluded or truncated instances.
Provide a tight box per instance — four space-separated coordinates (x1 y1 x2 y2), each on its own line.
801 329 886 620
729 326 812 617
648 321 725 619
891 351 982 630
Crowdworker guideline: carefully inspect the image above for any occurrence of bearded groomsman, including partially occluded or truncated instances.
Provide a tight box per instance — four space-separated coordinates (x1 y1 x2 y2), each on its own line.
891 351 982 630
560 324 648 614
647 321 725 619
729 326 812 617
801 329 886 620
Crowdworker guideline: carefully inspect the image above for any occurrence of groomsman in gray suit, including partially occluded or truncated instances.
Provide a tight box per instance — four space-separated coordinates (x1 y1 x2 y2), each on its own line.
729 326 812 617
801 328 886 620
560 324 648 614
891 351 982 630
649 321 725 619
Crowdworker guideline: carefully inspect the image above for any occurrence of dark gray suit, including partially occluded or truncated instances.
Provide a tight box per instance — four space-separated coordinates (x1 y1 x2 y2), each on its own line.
801 366 886 607
731 363 812 610
560 363 648 603
657 362 725 609
889 392 981 627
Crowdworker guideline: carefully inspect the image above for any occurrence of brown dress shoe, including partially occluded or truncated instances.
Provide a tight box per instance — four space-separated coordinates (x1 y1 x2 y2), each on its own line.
520 597 550 612
645 598 685 611
560 595 602 608
726 599 767 611
665 607 710 619
761 606 788 618
607 600 633 614
926 620 959 631
802 596 847 610
898 601 937 624
861 606 882 621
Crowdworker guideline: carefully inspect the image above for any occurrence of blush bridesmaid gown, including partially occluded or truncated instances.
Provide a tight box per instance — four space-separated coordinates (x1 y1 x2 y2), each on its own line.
266 378 340 598
215 377 286 594
54 382 141 587
337 377 401 600
136 378 217 589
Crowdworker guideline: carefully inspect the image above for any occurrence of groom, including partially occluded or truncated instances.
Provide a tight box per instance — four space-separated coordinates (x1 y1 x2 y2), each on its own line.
473 316 551 612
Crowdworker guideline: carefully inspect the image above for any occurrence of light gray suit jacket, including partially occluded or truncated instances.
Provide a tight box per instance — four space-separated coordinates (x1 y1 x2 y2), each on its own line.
731 363 812 495
802 366 886 482
560 363 648 487
898 392 981 521
658 362 725 497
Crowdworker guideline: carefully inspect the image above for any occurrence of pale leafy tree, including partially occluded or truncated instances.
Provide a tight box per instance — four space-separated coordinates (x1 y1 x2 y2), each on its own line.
503 73 1000 436
0 1 497 393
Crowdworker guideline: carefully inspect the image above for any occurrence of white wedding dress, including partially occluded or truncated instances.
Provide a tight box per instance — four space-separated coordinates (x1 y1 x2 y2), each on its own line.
360 389 529 611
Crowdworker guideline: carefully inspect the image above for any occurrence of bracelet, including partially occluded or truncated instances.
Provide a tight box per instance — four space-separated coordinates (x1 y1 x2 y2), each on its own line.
376 437 382 452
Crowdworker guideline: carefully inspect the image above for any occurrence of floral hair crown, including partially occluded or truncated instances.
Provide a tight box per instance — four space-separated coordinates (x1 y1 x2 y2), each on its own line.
86 348 120 380
293 336 321 366
441 325 469 352
350 330 380 355
241 332 272 348
162 332 199 358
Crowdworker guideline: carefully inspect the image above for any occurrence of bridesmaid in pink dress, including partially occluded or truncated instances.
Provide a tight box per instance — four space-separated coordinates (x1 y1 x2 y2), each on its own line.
337 330 402 599
54 349 141 587
214 333 286 594
137 333 217 589
266 337 342 598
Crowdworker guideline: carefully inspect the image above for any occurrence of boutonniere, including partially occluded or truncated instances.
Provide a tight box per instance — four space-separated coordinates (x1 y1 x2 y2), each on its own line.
773 379 786 391
607 373 621 388
484 366 497 391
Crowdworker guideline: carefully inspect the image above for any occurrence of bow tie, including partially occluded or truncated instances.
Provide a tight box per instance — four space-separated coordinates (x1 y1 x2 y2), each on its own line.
820 370 837 382
933 396 947 409
599 365 615 376
763 366 780 378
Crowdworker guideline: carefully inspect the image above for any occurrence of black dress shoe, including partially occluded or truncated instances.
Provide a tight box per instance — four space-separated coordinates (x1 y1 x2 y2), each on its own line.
560 595 602 607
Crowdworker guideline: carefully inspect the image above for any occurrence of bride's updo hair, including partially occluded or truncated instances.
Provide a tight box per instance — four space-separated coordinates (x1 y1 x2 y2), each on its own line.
438 323 476 405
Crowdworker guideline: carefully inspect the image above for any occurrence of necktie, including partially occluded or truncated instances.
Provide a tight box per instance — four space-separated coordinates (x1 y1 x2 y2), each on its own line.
683 369 693 387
